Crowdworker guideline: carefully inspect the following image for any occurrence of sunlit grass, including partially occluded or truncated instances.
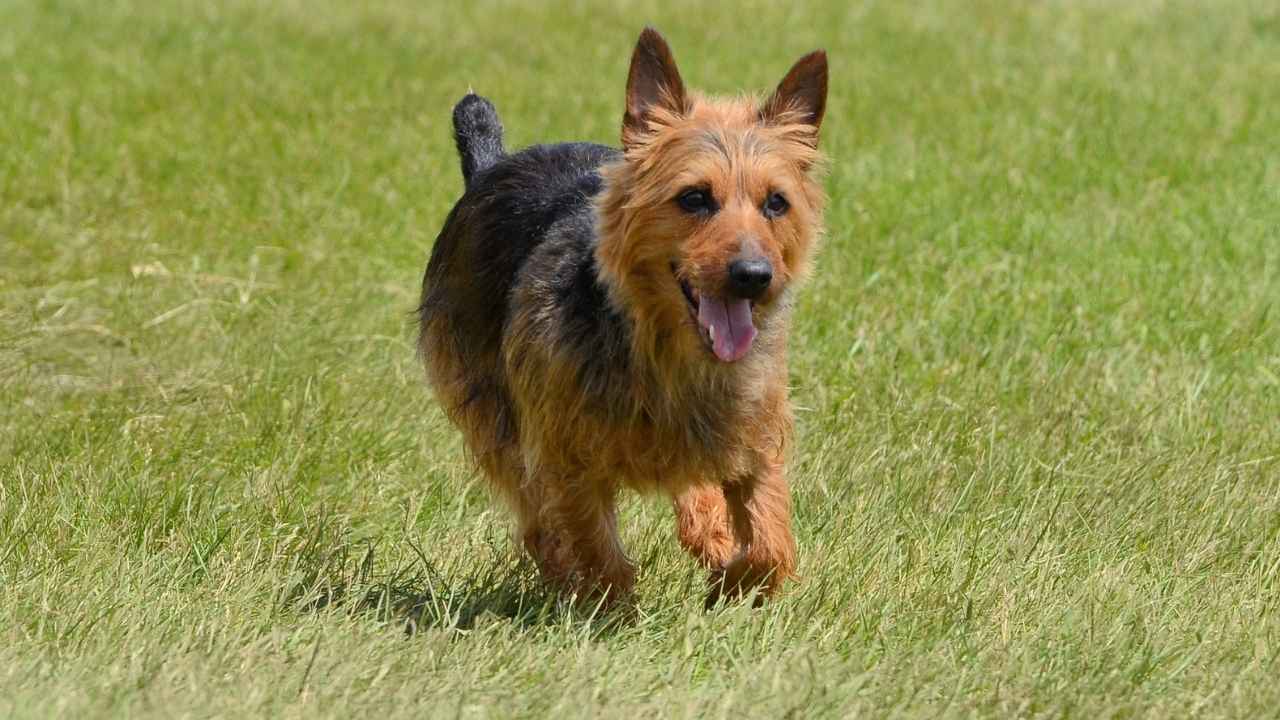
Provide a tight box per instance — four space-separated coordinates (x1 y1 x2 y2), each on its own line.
2 0 1279 717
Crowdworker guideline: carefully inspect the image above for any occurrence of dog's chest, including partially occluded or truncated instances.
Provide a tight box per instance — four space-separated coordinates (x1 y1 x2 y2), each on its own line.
584 381 761 489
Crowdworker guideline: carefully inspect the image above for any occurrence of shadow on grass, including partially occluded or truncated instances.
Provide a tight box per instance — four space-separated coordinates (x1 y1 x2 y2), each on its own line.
276 523 635 637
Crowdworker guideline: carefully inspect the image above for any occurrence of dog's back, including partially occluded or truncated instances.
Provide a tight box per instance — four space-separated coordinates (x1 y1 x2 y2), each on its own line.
418 94 620 462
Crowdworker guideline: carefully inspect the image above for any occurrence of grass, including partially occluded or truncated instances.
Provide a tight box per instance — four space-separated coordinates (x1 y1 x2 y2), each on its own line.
3 0 1279 716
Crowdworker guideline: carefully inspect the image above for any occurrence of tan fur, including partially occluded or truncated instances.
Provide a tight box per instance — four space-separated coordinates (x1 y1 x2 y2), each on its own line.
422 30 826 606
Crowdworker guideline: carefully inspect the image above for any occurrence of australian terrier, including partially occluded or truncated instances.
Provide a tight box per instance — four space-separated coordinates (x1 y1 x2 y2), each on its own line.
418 28 827 606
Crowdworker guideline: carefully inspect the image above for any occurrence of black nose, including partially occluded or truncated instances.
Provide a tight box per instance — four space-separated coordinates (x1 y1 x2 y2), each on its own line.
727 258 773 300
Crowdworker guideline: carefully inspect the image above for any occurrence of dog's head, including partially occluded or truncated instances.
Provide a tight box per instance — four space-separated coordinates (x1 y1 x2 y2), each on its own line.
597 28 827 365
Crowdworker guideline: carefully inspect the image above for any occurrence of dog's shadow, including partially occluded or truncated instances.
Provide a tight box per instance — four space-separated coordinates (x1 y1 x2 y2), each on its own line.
285 537 635 637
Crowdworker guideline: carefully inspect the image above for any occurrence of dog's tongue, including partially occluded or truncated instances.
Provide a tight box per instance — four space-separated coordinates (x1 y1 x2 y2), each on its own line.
697 296 757 363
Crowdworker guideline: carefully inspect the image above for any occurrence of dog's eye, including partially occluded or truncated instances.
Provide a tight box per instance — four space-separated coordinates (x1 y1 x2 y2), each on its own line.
763 192 790 219
677 188 715 214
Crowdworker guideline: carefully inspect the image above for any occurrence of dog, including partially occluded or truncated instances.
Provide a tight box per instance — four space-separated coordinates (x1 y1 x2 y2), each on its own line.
418 28 827 606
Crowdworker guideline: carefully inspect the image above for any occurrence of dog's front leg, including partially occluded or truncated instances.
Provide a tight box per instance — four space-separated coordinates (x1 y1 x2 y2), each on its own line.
706 463 797 607
529 477 636 605
673 483 736 570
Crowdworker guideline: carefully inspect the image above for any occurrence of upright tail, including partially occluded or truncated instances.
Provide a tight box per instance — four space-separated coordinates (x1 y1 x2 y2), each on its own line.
452 93 505 190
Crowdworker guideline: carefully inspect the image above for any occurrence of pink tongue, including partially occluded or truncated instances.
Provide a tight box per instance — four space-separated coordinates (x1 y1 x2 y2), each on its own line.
697 296 757 362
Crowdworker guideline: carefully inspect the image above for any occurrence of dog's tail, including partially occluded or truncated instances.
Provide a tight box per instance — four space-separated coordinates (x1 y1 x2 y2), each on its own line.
452 93 505 190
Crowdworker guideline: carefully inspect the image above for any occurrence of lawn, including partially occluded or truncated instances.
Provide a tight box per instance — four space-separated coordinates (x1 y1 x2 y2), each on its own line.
2 0 1279 717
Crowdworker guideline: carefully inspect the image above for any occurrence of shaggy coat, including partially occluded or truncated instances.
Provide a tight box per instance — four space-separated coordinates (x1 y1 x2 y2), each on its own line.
418 28 827 605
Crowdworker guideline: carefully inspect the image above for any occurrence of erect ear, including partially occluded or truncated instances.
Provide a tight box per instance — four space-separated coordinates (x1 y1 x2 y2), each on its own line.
761 50 828 134
623 28 687 141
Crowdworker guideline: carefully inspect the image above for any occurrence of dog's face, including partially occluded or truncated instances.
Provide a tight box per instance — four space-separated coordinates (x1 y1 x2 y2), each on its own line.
597 29 827 365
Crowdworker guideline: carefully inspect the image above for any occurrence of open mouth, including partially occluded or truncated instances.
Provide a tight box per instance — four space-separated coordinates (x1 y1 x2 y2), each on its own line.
672 263 758 363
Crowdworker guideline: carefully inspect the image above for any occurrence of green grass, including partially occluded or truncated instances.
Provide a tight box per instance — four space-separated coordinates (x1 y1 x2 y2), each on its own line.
3 0 1279 716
